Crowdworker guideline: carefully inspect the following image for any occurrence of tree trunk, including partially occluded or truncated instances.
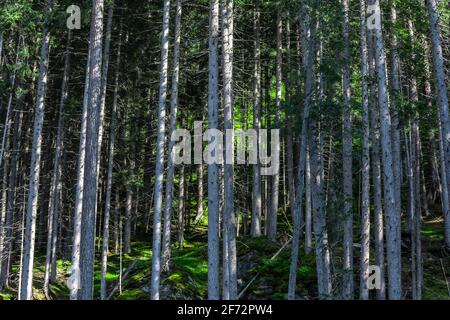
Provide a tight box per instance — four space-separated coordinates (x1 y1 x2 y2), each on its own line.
221 0 237 300
43 30 72 297
267 10 282 242
341 0 353 299
207 0 221 300
100 17 122 300
150 0 171 300
389 2 402 220
161 0 182 273
250 2 262 238
368 31 386 300
359 0 370 300
19 0 53 300
79 0 105 300
371 0 402 299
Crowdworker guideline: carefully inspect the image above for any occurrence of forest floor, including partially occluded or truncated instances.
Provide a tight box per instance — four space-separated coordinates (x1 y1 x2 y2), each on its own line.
0 217 448 300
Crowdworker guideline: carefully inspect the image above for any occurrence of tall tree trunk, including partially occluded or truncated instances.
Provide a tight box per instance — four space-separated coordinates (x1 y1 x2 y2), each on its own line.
222 0 237 300
426 0 450 250
150 0 171 300
359 0 370 300
79 0 105 300
100 18 122 300
161 0 182 273
370 0 402 299
368 31 386 300
407 19 423 300
19 0 53 300
177 164 186 250
389 1 402 220
267 10 282 242
207 0 221 300
341 0 354 299
43 30 72 297
304 148 312 254
70 41 91 301
250 2 262 238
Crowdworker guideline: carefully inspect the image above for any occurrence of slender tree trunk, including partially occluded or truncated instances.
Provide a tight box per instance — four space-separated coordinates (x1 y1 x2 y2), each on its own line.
341 0 353 299
100 19 122 300
207 0 221 300
304 148 312 254
43 30 72 297
79 0 105 300
359 0 370 300
310 106 332 300
178 165 185 250
268 10 282 242
370 0 402 299
368 31 386 300
124 185 132 254
407 19 423 300
150 0 171 300
250 2 262 238
222 0 237 300
19 0 53 300
389 2 402 220
70 41 91 302
161 0 182 273
195 163 204 224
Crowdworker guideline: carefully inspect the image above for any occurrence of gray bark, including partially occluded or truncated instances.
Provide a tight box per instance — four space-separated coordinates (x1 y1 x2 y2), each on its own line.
222 0 237 300
370 0 402 299
19 0 53 300
359 0 370 300
369 31 386 300
267 10 282 242
207 0 221 300
251 3 262 238
150 0 171 300
79 0 105 300
389 2 402 219
43 30 72 297
161 0 182 273
341 0 353 299
100 18 122 300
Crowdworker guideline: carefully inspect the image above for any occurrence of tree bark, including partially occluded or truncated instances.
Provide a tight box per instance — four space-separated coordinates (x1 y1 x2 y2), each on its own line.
341 0 354 299
43 30 72 297
19 0 53 300
79 0 105 300
221 0 237 300
161 0 183 273
100 17 122 300
207 0 221 300
150 0 171 300
370 0 402 299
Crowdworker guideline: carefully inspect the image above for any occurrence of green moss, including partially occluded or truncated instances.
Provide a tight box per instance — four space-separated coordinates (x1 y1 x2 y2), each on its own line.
421 223 445 241
118 288 148 300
